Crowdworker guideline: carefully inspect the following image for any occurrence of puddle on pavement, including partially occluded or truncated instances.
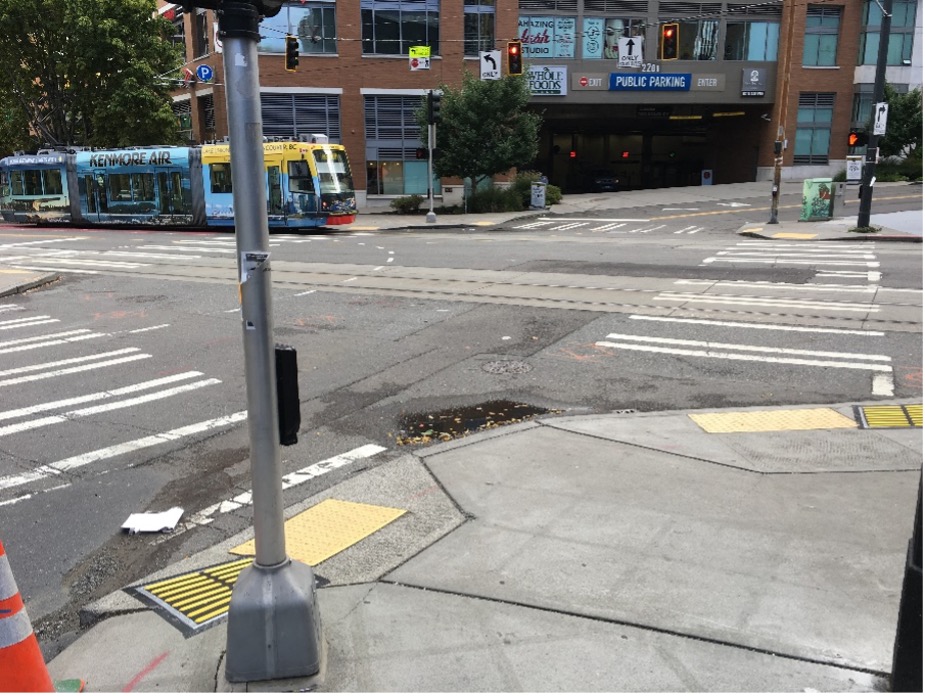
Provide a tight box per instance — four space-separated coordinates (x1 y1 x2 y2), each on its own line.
395 400 558 446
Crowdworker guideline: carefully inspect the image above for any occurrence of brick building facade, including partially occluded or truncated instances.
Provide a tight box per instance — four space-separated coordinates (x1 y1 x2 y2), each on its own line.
158 1 922 207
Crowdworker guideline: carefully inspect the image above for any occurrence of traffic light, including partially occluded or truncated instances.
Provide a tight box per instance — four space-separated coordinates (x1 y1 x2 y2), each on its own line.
427 90 442 124
285 35 299 72
660 23 679 60
507 40 523 75
415 147 427 160
847 128 869 148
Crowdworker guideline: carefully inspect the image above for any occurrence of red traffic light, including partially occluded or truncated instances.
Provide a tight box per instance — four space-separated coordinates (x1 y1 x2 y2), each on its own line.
507 40 523 75
660 23 679 60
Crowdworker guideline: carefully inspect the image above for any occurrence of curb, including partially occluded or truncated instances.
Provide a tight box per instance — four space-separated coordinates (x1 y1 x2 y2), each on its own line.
0 272 59 299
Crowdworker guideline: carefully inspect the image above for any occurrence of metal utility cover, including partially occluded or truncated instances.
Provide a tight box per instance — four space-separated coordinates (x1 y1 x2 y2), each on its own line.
689 408 858 433
855 404 923 429
230 498 407 566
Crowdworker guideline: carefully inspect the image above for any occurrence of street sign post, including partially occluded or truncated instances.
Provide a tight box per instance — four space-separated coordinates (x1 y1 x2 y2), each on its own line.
205 0 322 683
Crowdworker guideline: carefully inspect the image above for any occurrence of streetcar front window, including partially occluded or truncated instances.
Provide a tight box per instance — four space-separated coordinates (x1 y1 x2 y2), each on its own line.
313 149 354 194
9 168 63 196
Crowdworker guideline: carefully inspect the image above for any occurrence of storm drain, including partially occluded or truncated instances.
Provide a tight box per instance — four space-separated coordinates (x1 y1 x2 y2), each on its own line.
854 404 923 429
396 399 557 445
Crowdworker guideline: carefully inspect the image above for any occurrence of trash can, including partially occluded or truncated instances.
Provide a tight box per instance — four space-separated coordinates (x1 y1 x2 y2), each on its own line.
800 178 835 221
530 181 547 209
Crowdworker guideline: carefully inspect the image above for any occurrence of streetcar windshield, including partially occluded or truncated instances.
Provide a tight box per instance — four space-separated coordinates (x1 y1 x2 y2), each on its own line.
313 148 353 194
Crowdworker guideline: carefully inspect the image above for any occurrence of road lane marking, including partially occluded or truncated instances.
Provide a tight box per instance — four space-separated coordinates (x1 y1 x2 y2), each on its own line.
628 315 884 336
0 411 248 493
0 331 103 354
655 292 879 312
189 444 388 524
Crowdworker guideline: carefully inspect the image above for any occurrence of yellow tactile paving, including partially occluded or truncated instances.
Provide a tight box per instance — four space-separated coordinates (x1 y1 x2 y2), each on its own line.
689 408 858 433
136 557 252 631
771 232 818 239
231 498 407 566
857 404 923 429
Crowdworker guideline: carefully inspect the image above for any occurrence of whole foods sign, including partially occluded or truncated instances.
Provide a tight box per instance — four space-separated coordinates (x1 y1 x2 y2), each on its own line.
528 65 568 96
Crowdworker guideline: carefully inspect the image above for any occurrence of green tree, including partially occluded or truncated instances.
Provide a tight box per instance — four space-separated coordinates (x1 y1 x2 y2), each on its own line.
418 72 542 192
0 0 183 153
878 84 922 159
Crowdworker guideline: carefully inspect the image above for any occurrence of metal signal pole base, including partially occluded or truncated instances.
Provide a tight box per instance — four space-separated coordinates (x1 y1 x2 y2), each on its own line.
225 560 322 683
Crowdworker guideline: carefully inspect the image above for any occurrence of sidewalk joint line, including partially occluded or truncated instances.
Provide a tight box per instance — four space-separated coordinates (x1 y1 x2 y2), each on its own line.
377 580 890 679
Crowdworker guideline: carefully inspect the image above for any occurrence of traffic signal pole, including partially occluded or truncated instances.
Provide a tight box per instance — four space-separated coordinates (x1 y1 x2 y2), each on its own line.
216 0 322 683
857 0 892 228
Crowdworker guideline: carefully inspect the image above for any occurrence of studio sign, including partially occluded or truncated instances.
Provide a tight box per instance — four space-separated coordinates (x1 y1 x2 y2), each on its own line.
528 65 568 96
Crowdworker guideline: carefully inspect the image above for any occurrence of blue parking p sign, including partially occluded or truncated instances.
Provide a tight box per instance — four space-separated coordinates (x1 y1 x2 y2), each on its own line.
195 65 214 82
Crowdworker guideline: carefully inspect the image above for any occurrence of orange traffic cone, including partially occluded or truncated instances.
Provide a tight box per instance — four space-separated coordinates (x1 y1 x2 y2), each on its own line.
0 539 54 692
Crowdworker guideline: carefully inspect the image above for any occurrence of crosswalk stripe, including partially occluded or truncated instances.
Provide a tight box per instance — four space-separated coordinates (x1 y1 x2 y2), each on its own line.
602 333 890 361
0 411 248 493
0 372 206 422
595 340 893 372
628 315 884 336
0 379 221 437
656 292 878 312
0 331 102 355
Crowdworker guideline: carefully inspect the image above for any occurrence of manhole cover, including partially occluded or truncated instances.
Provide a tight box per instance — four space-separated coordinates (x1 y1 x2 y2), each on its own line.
481 360 533 374
396 400 556 445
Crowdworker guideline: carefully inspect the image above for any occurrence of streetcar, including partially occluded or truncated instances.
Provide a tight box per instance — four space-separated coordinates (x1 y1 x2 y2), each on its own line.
0 137 357 230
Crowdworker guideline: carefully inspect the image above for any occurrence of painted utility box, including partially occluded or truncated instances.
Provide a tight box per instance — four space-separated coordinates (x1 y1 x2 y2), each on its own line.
800 178 835 221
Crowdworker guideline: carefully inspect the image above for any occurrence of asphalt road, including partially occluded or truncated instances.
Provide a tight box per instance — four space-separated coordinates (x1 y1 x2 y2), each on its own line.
0 187 920 655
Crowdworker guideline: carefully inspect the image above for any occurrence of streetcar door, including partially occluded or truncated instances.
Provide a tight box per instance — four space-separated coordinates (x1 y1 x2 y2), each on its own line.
267 166 283 217
83 171 108 221
157 169 188 217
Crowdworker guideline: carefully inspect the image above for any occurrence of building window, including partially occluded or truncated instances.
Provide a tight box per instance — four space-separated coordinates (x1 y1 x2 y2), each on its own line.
261 93 342 141
803 6 841 66
193 9 209 58
198 93 215 140
724 21 779 60
362 0 440 56
364 94 437 196
171 13 187 60
582 16 645 59
670 18 720 60
258 1 337 55
858 0 916 65
794 93 835 164
172 100 193 141
464 0 495 56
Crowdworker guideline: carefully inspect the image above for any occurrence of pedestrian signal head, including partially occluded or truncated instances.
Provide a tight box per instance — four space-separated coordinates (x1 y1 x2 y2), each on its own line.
660 23 679 60
507 41 523 75
847 128 869 148
285 35 299 72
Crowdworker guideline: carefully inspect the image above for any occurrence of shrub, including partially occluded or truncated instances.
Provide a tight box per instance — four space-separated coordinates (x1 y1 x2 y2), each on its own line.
832 169 847 182
467 186 521 213
390 194 425 215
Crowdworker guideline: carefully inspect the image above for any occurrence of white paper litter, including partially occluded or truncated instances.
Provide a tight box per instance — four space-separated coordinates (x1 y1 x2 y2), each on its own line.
121 507 184 534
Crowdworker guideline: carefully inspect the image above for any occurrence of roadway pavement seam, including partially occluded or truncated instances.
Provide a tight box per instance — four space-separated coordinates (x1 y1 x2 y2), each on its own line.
375 580 891 679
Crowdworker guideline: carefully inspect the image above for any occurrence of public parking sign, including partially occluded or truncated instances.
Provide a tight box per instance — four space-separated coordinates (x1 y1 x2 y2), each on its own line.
196 64 214 82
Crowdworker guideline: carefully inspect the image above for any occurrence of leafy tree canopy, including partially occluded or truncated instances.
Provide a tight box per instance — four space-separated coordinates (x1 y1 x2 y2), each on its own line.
417 72 542 189
0 0 183 154
878 84 922 159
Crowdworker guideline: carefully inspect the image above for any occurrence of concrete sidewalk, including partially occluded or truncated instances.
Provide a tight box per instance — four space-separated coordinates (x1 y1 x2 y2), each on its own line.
45 400 922 692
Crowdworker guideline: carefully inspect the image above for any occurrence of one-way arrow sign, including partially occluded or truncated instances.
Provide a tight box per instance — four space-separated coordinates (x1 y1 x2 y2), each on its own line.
617 36 643 68
873 102 889 136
